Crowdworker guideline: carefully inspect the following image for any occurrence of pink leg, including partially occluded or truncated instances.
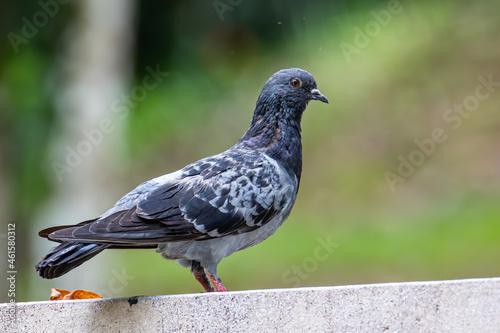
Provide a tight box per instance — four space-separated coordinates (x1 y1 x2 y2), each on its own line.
204 268 228 292
191 262 215 292
192 268 215 292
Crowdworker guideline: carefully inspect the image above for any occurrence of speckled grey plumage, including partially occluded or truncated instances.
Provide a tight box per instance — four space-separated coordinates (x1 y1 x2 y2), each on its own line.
35 68 328 291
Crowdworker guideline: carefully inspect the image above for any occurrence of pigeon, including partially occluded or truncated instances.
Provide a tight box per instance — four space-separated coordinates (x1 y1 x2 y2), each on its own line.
35 68 328 292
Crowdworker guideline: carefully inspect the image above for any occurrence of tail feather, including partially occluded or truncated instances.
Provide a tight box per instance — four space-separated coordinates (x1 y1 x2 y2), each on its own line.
35 242 108 279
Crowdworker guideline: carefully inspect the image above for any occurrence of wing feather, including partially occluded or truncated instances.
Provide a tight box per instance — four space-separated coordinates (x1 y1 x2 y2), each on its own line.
44 151 294 246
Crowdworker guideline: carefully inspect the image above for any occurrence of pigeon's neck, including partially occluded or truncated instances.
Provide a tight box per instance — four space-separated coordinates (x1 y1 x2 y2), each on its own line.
238 104 304 180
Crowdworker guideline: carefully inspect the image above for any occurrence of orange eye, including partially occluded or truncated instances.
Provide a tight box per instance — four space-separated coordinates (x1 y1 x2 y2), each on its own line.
290 78 302 88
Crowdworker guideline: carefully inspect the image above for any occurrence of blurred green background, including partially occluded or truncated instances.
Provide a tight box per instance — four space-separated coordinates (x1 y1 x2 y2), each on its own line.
1 0 499 302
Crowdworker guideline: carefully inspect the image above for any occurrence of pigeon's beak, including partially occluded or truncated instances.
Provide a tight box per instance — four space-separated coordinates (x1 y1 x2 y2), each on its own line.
310 88 329 104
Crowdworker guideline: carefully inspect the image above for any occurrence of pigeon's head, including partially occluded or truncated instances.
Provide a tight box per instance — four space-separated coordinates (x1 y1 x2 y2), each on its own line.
257 68 328 115
243 68 328 146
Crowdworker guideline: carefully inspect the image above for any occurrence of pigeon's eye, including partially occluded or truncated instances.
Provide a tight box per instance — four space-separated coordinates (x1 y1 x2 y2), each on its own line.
290 78 302 89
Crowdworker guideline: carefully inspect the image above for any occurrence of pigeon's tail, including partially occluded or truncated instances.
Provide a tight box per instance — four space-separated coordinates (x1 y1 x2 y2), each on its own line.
35 242 108 279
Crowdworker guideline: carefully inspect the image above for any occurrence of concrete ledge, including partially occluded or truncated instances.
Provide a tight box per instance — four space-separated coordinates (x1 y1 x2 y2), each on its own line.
2 278 499 332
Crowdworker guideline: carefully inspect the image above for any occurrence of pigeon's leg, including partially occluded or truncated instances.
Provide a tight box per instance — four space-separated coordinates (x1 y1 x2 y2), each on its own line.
191 261 215 292
204 267 228 292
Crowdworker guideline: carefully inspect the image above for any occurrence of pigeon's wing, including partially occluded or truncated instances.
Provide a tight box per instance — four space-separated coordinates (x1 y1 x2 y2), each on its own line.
44 152 297 247
140 152 297 237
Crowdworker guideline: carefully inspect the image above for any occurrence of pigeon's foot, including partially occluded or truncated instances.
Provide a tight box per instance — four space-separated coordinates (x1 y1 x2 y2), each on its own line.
204 268 228 292
193 269 215 292
191 261 215 292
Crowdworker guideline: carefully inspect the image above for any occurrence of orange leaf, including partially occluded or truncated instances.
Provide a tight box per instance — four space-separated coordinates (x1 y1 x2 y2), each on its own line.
50 288 71 301
49 288 103 300
63 289 103 300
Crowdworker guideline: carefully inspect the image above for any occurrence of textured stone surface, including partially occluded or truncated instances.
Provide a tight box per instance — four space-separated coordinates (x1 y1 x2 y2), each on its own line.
1 278 499 332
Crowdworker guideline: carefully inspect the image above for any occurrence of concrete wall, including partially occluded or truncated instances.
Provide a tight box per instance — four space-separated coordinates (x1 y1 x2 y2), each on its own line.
1 277 499 332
